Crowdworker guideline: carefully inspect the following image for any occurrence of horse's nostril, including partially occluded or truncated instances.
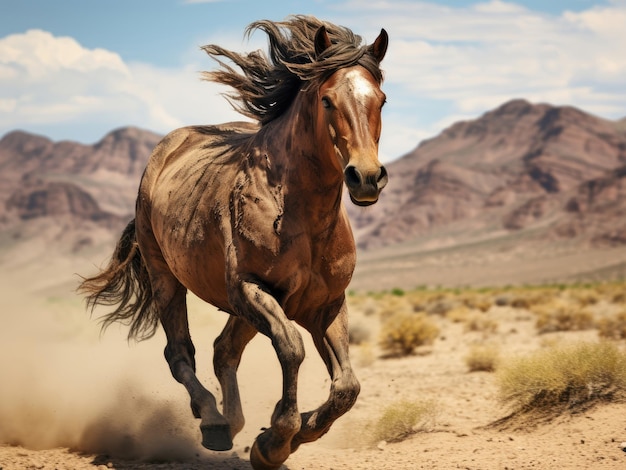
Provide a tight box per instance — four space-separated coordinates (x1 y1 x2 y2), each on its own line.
344 165 363 189
377 166 389 188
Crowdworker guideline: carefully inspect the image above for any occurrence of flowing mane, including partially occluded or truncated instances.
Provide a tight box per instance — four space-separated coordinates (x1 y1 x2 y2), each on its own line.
201 15 385 124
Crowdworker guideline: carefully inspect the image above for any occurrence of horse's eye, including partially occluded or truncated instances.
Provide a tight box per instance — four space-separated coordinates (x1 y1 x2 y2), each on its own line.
321 97 332 109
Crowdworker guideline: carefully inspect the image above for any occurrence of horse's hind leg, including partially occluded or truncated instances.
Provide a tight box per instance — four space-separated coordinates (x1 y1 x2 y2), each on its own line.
291 298 360 452
213 315 257 438
150 266 232 451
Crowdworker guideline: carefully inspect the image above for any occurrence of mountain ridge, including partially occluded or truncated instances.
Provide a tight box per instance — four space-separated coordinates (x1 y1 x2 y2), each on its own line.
346 99 626 251
2 100 626 287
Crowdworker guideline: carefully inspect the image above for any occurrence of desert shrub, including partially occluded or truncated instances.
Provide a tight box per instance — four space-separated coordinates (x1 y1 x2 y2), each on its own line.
379 311 439 357
533 299 594 334
597 310 626 340
494 295 510 306
445 305 472 323
510 296 531 309
404 291 427 312
611 290 626 304
460 293 493 312
497 341 626 413
421 291 455 316
512 287 558 310
390 287 405 296
465 344 500 372
377 295 411 319
348 322 371 345
569 289 599 307
463 312 499 334
370 399 437 444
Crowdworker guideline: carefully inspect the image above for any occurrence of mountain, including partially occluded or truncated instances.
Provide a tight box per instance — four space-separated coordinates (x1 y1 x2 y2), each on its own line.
0 127 162 253
347 99 626 251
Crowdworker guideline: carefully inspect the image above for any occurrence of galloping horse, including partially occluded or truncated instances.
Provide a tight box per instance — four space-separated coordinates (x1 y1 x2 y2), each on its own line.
80 16 388 470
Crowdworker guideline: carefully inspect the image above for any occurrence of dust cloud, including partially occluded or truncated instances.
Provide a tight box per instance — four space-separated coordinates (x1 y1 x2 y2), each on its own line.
0 275 206 461
0 268 332 462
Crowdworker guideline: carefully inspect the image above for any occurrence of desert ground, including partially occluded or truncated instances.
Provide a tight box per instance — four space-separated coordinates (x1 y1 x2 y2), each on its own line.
2 241 626 470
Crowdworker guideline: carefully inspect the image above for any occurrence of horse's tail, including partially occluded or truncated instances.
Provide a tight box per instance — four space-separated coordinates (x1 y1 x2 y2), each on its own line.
79 219 159 341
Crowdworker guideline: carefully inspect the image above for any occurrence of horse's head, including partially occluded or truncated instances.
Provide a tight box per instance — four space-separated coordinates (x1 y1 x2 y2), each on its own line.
315 27 389 207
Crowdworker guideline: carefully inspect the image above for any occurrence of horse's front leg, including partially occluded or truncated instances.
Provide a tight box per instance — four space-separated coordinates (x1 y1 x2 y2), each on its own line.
230 278 305 470
291 298 360 452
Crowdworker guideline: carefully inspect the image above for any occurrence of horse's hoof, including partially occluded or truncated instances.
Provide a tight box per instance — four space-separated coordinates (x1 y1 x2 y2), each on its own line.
249 440 282 470
200 423 233 451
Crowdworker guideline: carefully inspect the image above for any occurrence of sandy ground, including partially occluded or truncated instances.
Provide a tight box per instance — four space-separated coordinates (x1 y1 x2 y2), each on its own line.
2 263 626 470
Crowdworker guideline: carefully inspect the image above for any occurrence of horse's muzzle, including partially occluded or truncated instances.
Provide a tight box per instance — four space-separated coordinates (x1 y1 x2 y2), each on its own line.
344 165 388 206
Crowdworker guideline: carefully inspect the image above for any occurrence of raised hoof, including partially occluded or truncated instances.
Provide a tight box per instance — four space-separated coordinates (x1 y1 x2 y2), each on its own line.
249 440 282 470
200 423 233 451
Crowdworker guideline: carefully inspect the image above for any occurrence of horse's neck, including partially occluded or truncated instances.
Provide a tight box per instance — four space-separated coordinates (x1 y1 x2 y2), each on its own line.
267 94 342 191
254 95 345 225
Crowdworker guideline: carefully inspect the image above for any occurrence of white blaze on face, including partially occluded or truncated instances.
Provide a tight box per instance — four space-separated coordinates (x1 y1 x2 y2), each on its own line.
343 69 376 103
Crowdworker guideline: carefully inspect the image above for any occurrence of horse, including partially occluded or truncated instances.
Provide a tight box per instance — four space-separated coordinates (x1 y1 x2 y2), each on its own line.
79 15 388 470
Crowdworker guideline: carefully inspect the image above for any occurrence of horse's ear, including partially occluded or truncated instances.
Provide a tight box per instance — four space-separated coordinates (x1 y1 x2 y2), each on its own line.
314 26 332 58
369 28 388 63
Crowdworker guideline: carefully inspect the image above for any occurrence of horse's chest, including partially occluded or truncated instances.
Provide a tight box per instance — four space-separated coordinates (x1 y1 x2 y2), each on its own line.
274 226 356 317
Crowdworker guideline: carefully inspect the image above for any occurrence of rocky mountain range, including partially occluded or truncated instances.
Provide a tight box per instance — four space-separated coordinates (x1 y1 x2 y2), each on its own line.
1 100 625 275
347 99 626 250
0 127 161 252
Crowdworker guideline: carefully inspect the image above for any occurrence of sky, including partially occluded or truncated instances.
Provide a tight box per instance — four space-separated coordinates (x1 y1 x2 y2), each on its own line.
1 0 625 162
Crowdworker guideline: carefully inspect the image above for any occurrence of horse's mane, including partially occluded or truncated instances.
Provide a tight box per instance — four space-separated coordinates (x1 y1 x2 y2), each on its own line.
201 15 384 125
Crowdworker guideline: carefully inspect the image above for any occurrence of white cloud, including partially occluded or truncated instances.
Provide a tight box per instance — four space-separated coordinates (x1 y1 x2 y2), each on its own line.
2 1 626 160
322 0 626 156
0 29 241 142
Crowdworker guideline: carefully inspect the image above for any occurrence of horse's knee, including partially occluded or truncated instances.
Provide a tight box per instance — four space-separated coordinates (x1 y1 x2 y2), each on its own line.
333 373 360 414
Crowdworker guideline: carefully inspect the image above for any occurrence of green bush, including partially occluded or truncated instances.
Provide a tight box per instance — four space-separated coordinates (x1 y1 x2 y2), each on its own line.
390 287 405 296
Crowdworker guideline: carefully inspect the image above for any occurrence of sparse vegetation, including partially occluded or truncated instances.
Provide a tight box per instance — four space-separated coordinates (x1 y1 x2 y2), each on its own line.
465 344 500 372
496 341 626 413
379 311 440 357
532 299 594 334
370 399 437 444
390 287 405 296
597 310 626 340
463 312 499 334
445 305 472 323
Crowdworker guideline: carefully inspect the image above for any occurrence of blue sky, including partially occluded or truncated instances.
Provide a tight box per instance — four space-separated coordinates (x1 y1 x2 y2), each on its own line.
1 0 625 161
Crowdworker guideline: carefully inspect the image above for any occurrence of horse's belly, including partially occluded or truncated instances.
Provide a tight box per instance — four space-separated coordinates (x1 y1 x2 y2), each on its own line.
168 244 231 309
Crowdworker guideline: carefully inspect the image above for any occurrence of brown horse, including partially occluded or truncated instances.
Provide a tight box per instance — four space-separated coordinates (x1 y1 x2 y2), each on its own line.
80 16 388 470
